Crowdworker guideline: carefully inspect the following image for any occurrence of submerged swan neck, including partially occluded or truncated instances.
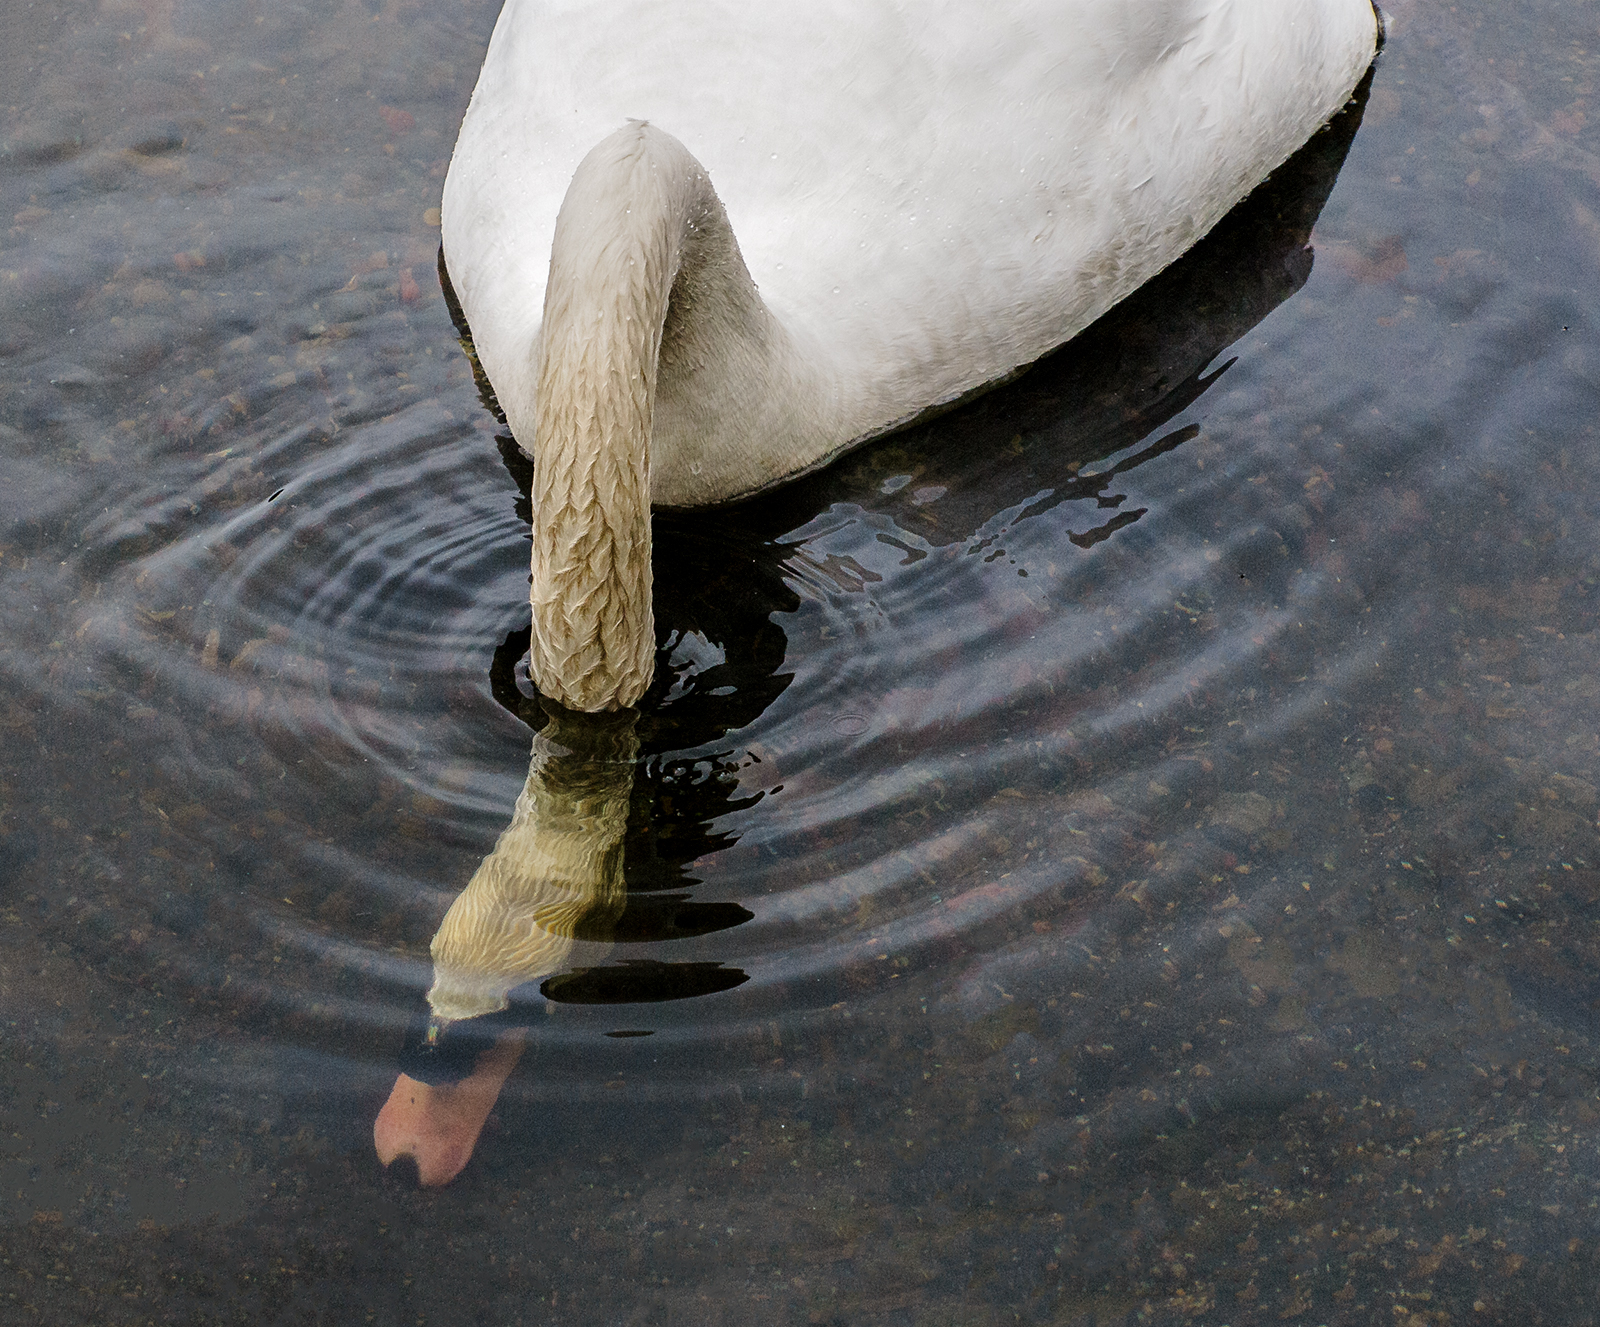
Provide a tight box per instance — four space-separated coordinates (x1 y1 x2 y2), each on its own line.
426 704 639 1023
530 122 768 711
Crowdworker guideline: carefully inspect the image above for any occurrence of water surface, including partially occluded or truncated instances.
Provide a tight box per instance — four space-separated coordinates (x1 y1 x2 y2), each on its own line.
4 1 1600 1322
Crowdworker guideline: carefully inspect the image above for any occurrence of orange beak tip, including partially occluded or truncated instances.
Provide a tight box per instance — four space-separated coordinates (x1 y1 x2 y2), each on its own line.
371 1040 523 1187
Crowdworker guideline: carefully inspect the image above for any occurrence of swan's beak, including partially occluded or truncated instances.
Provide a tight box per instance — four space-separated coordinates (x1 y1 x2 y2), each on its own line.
374 1032 525 1186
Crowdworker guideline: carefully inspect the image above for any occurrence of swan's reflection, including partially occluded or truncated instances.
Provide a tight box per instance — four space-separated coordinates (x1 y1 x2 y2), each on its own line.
376 75 1370 1184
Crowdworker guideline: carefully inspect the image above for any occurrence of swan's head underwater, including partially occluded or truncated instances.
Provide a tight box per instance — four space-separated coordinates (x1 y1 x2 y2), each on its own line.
376 704 635 1184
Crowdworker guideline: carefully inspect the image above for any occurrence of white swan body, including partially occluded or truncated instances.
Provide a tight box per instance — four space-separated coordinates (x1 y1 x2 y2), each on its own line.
442 0 1378 709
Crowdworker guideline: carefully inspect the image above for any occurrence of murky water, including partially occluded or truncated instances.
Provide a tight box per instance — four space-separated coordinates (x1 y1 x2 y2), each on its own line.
4 0 1600 1321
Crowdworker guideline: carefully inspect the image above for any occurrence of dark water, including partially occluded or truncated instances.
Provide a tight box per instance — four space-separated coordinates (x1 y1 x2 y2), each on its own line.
4 0 1600 1322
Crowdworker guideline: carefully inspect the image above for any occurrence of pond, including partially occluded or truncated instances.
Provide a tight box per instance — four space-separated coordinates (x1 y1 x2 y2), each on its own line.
3 0 1599 1322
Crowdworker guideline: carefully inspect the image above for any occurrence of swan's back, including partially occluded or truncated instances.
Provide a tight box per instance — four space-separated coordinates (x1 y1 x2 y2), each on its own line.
444 0 1377 505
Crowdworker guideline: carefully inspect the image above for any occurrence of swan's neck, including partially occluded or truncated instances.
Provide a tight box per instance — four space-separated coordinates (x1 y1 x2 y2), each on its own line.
530 122 780 711
426 706 638 1023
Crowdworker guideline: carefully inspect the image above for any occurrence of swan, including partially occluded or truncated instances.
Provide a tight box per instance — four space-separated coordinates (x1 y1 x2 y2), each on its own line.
441 0 1379 712
377 0 1380 1185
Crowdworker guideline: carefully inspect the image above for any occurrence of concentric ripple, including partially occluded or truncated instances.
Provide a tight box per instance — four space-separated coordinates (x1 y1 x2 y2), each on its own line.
3 84 1428 1105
